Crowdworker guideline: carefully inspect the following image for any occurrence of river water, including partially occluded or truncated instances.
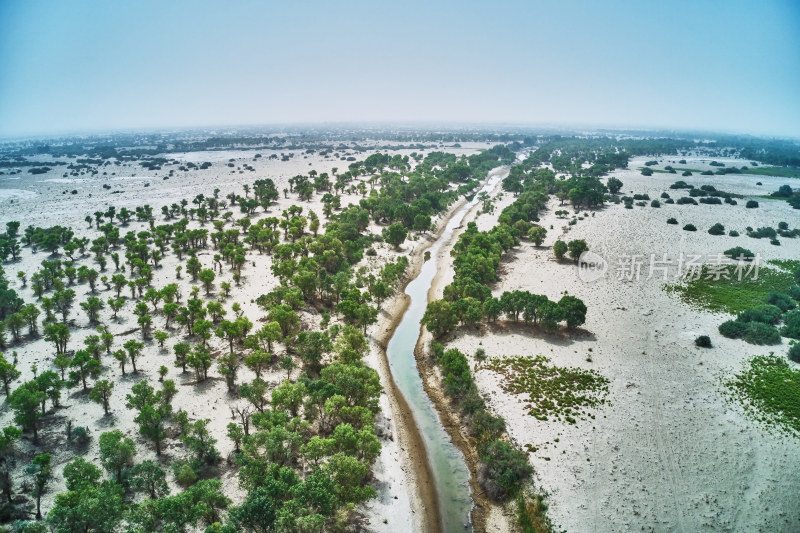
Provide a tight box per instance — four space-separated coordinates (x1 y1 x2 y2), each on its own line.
385 165 508 532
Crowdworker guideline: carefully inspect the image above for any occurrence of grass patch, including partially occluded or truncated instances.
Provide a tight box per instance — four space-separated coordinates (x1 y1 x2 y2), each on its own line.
665 265 796 315
744 167 800 179
673 167 705 173
769 259 800 272
724 355 800 436
483 355 609 423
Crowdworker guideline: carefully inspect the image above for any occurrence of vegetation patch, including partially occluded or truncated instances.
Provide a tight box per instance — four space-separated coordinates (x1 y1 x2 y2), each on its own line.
723 355 800 436
483 355 609 424
666 265 796 315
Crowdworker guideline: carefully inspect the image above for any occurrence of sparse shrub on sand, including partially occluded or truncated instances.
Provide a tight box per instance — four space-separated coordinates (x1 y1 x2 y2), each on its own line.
695 335 712 348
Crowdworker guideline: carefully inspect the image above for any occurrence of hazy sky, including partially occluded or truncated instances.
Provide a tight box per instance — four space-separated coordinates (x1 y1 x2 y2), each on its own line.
1 0 799 138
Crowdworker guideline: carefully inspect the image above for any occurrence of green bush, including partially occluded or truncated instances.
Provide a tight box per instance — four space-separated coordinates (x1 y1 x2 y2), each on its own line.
781 310 800 340
667 217 678 225
479 439 534 500
683 224 697 231
470 409 507 442
729 230 740 237
745 200 759 208
695 335 712 348
766 292 796 312
650 199 661 208
789 343 800 363
743 322 781 345
788 286 800 301
708 223 725 235
723 247 754 260
737 305 783 325
719 320 748 339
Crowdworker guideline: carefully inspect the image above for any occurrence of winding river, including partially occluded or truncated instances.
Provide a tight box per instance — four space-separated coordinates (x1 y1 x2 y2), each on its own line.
385 165 509 532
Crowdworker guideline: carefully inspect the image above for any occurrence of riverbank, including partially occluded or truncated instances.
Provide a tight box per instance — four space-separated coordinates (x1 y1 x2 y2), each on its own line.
415 167 514 532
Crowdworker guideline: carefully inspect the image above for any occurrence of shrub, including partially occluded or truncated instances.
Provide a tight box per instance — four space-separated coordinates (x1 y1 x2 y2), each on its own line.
788 285 800 301
701 170 713 175
745 200 759 208
699 197 722 205
553 240 567 261
770 238 781 246
665 198 675 204
695 335 712 348
781 310 800 339
723 247 754 260
708 223 725 235
682 170 692 176
719 320 748 339
670 181 693 190
660 192 670 199
667 217 678 225
479 439 534 500
743 322 781 345
641 167 654 176
789 343 800 363
633 194 650 201
729 230 739 237
766 292 796 312
683 224 697 231
650 199 660 208
676 197 698 205
737 305 783 325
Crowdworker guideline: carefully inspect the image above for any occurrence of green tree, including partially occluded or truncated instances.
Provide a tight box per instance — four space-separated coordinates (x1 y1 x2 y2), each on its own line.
26 453 51 519
187 344 212 382
174 342 191 373
62 457 101 491
528 226 547 246
382 222 408 250
557 294 587 328
567 239 589 261
0 352 21 395
69 349 100 390
89 379 114 415
129 460 168 498
124 338 145 373
80 296 104 324
198 268 216 295
553 240 568 261
422 299 458 338
9 381 45 440
125 381 172 456
244 350 271 379
99 429 136 483
44 322 70 355
181 419 219 465
47 480 124 533
607 177 623 194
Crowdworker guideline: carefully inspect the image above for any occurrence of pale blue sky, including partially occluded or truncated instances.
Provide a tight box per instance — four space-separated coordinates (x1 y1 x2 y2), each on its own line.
1 0 798 138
